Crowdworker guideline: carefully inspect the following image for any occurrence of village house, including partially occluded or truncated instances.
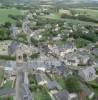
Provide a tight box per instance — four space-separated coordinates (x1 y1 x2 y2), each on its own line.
48 39 76 57
64 50 92 66
4 61 16 77
53 65 72 78
0 40 12 56
53 90 78 100
47 81 62 91
53 90 71 100
91 47 98 57
35 73 49 86
78 67 96 81
8 41 19 55
80 82 95 99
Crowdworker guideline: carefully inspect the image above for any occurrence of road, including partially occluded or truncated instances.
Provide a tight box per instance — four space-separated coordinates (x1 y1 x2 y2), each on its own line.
22 14 72 76
15 13 34 100
0 88 15 97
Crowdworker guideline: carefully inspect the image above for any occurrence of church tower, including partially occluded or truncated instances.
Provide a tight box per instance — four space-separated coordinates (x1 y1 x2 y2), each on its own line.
15 47 24 100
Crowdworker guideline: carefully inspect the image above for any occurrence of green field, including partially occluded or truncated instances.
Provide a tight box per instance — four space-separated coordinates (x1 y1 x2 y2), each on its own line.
43 13 61 20
41 13 98 26
0 8 23 24
72 8 98 19
0 68 4 85
2 80 12 88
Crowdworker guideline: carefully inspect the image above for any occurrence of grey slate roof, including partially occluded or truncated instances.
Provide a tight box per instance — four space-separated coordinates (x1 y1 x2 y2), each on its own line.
5 61 16 68
47 81 59 90
92 48 98 56
8 41 19 55
35 73 49 83
36 74 43 83
0 88 15 96
80 82 94 97
53 90 70 100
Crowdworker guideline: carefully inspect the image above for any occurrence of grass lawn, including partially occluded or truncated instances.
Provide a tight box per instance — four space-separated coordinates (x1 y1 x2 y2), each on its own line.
92 87 98 96
43 13 61 20
2 80 12 88
72 8 98 19
41 13 98 26
87 79 98 88
75 38 91 48
0 8 23 24
54 75 66 90
0 96 13 100
0 68 4 85
34 88 52 100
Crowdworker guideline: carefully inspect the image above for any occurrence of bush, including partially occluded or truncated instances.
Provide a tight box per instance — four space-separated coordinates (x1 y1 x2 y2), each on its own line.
30 53 40 59
0 28 11 40
76 38 91 48
61 14 98 23
0 55 16 60
66 76 81 93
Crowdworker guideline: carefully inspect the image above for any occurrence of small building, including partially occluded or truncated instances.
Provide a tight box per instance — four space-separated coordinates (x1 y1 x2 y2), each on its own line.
64 50 91 66
47 81 62 90
80 82 95 99
4 61 16 77
53 90 71 100
49 40 76 57
54 65 72 78
59 9 71 16
78 67 96 81
35 73 48 85
0 40 12 56
91 47 98 57
8 41 19 55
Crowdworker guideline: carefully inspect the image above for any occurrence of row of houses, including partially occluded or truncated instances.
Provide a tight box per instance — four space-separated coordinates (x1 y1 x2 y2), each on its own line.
35 72 78 100
4 58 97 82
64 50 94 66
48 38 76 57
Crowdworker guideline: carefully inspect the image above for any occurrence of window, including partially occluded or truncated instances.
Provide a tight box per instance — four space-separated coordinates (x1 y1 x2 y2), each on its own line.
18 56 22 60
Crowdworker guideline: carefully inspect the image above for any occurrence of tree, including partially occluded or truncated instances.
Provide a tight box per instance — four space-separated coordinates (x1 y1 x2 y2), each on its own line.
4 21 11 28
70 10 76 16
16 21 22 27
66 76 81 93
76 38 91 48
83 32 98 42
0 28 10 40
30 53 40 59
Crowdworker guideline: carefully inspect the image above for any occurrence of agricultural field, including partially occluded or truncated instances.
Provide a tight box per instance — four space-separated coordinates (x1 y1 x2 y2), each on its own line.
43 13 61 20
72 8 98 19
41 12 98 26
0 8 24 24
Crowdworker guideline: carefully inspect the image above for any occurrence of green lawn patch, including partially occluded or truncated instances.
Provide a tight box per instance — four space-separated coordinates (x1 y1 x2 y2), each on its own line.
0 68 4 85
72 8 98 19
0 55 16 61
0 8 23 24
54 75 66 90
76 38 91 48
34 87 51 100
87 79 98 88
41 13 98 26
0 96 13 100
2 80 12 88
